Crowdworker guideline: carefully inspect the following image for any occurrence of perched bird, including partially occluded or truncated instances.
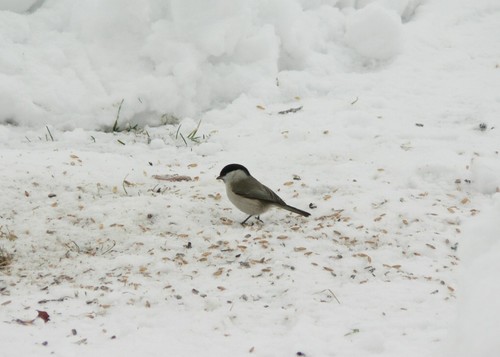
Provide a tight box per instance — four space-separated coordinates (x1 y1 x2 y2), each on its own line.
217 163 311 224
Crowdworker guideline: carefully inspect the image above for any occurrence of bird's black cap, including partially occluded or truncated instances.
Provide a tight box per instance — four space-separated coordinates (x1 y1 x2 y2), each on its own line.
217 163 251 179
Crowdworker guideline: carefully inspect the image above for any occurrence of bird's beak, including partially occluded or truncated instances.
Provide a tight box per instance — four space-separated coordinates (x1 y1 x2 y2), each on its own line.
216 175 222 180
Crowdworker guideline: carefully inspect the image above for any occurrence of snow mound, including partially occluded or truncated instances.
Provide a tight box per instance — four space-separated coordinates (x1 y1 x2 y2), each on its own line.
345 4 403 61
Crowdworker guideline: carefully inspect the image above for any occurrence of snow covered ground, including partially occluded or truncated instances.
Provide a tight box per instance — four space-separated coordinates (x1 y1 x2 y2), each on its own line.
1 0 500 356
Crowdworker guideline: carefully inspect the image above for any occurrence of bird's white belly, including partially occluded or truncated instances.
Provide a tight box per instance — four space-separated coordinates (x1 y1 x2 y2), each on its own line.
226 186 269 215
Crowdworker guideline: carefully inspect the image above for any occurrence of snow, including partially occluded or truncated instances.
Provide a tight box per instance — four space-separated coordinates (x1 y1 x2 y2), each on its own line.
345 4 403 60
446 195 500 357
0 0 500 356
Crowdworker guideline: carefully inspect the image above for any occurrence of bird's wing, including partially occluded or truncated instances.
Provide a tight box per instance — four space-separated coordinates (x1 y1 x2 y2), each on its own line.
231 176 287 206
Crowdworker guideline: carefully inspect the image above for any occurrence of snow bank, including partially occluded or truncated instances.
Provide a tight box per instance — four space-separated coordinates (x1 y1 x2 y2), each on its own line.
446 194 500 356
0 0 415 130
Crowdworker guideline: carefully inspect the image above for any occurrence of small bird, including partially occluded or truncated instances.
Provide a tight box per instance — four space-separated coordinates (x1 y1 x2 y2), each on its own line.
217 163 311 224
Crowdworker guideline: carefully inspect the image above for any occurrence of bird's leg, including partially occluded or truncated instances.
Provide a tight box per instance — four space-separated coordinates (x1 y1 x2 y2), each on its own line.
255 215 264 223
241 215 253 225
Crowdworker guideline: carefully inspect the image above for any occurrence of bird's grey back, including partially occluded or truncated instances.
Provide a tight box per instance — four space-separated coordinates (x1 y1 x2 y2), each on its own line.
231 175 287 206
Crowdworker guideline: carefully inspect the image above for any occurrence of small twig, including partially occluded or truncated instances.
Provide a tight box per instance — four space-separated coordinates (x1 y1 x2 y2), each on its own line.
350 97 359 105
179 133 187 147
175 124 182 139
101 240 116 255
345 328 360 337
278 106 303 115
117 139 125 145
38 296 70 304
46 126 54 141
67 240 81 253
317 289 341 304
328 289 341 304
187 120 202 142
112 99 125 132
122 174 129 195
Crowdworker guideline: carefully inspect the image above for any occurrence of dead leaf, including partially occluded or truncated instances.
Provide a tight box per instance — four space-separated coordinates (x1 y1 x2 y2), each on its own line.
213 268 224 277
188 163 197 168
37 310 50 323
256 105 265 110
24 191 29 197
220 217 233 225
283 181 294 186
354 253 372 263
461 197 470 205
426 243 436 249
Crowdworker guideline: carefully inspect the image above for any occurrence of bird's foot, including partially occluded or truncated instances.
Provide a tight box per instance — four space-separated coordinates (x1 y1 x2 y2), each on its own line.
240 215 264 226
241 215 253 225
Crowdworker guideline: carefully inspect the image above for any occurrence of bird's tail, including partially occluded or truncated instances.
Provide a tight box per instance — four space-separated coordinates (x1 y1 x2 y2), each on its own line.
282 204 311 217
